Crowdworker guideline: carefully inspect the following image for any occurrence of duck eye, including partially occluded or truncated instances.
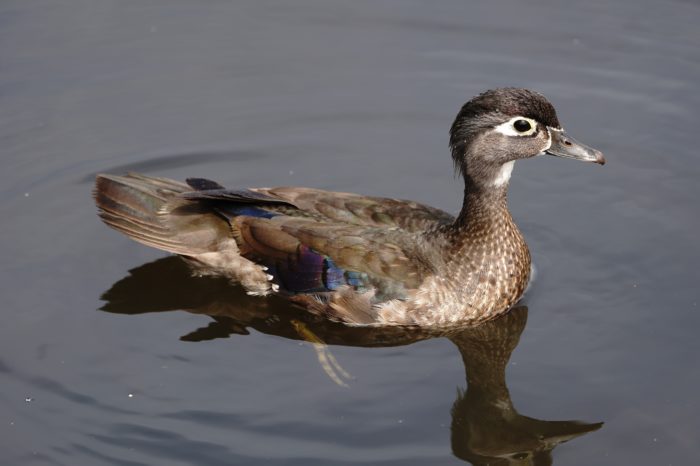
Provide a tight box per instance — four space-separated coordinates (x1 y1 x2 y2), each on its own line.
513 119 531 133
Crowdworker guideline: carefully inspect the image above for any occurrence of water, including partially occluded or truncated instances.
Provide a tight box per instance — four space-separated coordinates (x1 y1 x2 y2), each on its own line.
1 0 699 464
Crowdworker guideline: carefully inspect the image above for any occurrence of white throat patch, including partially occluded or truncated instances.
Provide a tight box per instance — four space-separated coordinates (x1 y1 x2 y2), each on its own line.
492 161 514 187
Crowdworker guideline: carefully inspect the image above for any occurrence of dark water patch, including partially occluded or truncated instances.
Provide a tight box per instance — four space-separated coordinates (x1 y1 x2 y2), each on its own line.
0 358 13 374
9 452 63 466
25 376 138 416
89 426 240 466
69 445 149 466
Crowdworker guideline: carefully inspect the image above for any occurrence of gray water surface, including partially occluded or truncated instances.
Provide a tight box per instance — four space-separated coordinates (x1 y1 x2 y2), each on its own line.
2 1 699 465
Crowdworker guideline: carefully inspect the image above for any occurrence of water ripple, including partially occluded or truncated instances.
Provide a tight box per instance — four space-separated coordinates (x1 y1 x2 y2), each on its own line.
80 150 266 184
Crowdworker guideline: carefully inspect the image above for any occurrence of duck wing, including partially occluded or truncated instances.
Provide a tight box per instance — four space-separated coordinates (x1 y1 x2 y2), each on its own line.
179 178 443 297
184 178 455 231
231 214 434 294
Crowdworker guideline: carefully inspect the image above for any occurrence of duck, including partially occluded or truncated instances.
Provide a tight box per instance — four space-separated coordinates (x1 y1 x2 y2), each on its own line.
95 87 605 328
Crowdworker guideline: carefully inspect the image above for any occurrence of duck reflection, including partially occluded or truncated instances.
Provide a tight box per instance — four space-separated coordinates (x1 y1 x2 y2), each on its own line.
100 256 602 465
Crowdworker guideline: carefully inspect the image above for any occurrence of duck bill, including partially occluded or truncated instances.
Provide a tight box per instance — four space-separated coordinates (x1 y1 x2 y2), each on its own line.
545 128 606 165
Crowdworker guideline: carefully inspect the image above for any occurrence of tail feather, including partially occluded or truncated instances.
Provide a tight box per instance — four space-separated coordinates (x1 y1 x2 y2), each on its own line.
94 173 229 255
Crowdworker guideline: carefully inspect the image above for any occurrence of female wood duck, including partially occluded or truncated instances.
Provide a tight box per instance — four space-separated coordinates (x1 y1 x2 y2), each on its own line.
95 88 604 328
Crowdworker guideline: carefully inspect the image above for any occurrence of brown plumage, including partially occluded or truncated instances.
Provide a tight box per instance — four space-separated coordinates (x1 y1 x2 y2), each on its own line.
95 88 604 328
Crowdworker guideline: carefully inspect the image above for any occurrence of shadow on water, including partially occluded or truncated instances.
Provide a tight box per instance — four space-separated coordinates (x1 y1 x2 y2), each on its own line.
100 256 602 465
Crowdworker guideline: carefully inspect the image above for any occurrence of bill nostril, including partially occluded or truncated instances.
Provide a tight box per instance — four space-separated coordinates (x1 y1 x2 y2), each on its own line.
563 139 572 146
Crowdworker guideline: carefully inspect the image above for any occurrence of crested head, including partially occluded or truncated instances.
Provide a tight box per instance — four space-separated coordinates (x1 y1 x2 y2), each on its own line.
451 88 561 133
448 87 604 226
449 88 565 190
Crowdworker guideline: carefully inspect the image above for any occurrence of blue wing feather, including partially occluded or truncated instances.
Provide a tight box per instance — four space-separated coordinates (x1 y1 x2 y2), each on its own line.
264 245 368 294
221 205 280 220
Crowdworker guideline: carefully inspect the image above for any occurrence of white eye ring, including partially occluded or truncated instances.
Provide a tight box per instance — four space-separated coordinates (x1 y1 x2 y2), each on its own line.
494 116 538 137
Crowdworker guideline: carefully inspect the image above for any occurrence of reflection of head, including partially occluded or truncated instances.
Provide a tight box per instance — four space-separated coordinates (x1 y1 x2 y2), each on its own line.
449 308 602 465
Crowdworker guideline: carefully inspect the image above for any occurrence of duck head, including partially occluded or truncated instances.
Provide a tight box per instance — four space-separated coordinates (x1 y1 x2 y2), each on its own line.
450 88 605 190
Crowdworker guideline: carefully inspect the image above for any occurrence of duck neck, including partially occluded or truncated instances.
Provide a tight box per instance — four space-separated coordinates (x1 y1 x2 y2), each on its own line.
454 175 510 231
